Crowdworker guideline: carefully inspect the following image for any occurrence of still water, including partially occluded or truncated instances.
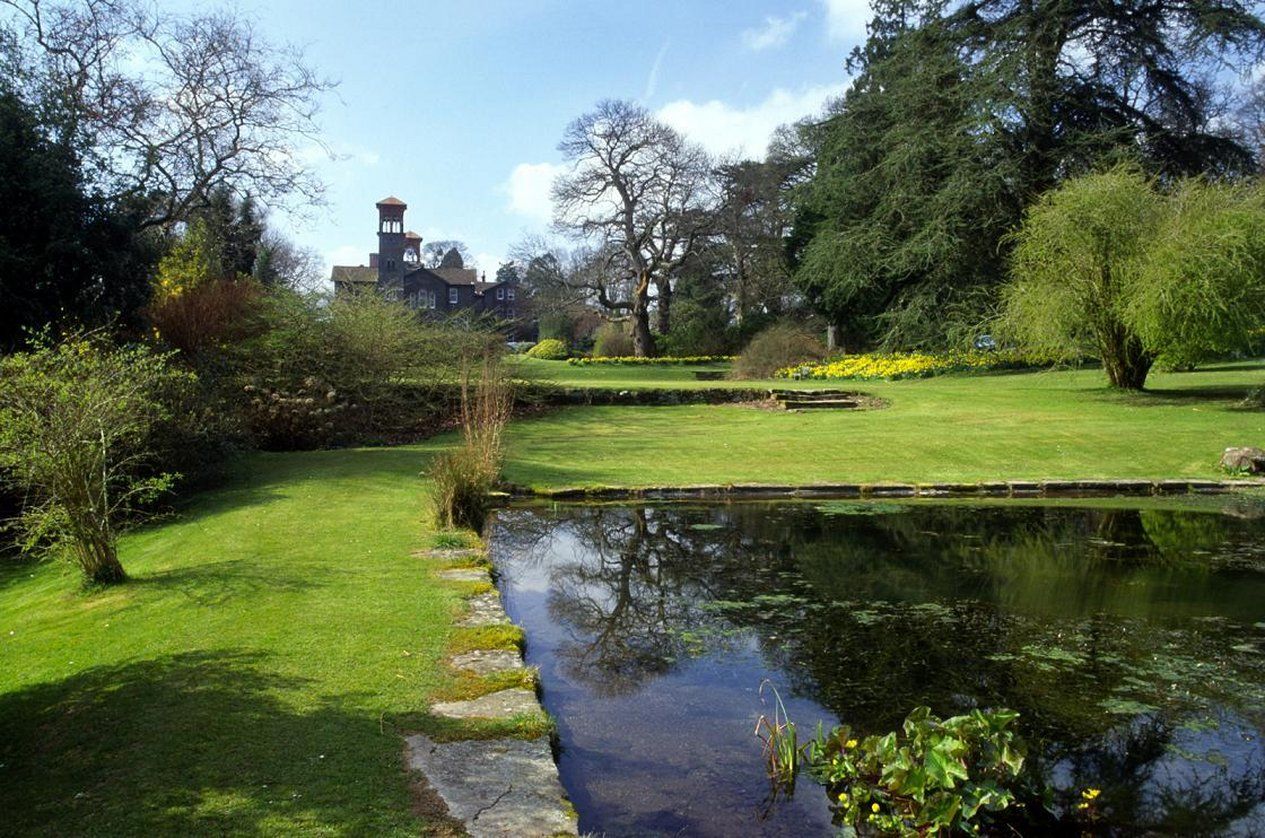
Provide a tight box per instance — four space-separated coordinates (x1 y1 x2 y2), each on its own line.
488 499 1265 836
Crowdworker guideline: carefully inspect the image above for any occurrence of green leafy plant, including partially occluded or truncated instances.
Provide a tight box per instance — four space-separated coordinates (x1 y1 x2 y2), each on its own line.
804 706 1026 836
428 354 513 530
754 681 800 788
525 338 569 360
0 334 192 584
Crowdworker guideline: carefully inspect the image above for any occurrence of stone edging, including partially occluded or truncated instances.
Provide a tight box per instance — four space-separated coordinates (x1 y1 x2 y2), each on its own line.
406 549 577 837
506 477 1265 502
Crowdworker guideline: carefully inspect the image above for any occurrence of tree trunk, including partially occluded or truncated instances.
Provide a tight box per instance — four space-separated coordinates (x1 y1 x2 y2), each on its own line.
654 277 671 336
1100 326 1153 390
631 272 656 357
77 536 127 585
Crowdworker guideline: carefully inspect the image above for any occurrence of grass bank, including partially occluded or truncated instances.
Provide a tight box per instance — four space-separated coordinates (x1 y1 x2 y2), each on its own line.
503 362 1265 488
0 447 469 836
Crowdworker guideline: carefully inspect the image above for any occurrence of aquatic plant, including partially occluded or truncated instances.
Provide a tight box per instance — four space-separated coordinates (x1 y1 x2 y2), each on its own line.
803 706 1027 835
754 680 801 789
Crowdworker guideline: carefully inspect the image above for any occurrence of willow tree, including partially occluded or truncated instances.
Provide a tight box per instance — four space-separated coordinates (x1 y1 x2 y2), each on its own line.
1001 167 1265 389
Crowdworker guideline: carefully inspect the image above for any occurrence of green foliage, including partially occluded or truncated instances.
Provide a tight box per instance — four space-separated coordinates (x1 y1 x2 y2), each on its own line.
804 706 1026 835
593 322 634 358
0 335 192 584
525 338 568 360
155 219 226 297
793 10 1016 349
234 290 498 449
566 355 734 366
731 322 826 379
1002 167 1265 389
429 357 513 529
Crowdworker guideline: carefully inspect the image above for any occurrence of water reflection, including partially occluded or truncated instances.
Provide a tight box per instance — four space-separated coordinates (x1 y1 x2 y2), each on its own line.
490 500 1265 835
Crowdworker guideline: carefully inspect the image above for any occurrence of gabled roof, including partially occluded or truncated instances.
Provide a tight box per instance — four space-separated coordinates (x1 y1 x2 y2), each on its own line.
331 265 376 284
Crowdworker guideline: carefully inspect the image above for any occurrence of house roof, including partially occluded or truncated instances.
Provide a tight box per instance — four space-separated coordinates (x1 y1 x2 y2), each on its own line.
431 267 478 286
331 265 376 284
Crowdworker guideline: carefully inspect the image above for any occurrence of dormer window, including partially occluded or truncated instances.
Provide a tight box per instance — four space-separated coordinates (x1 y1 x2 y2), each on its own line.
496 287 505 301
448 287 459 305
507 288 516 301
403 248 418 263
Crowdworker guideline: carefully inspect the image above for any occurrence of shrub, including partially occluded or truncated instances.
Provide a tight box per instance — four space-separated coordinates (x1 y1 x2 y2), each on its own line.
778 350 1051 381
146 277 263 360
0 334 192 585
234 290 498 448
429 355 513 530
731 322 826 379
593 322 634 358
525 338 568 360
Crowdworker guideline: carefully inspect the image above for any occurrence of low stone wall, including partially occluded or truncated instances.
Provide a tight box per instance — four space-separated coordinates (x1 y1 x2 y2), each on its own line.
509 478 1265 501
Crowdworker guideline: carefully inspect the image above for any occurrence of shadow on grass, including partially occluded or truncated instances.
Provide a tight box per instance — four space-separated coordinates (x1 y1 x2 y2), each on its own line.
0 651 415 836
134 559 321 605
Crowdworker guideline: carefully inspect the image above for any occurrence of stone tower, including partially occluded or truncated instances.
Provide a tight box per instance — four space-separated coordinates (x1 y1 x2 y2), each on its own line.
375 196 407 293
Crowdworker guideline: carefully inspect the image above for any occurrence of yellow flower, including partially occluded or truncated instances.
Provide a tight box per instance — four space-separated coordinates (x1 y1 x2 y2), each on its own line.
1082 788 1101 800
871 802 880 813
845 738 858 749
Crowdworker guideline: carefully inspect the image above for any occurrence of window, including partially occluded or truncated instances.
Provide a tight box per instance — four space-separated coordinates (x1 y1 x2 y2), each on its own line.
496 287 505 301
507 288 516 301
448 287 459 305
387 259 395 269
429 291 437 309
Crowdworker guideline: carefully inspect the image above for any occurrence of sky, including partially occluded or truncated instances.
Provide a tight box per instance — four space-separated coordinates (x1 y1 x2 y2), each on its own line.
233 0 874 282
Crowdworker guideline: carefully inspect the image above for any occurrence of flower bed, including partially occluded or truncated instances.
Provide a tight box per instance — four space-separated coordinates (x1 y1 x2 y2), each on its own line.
777 351 1046 381
567 355 735 366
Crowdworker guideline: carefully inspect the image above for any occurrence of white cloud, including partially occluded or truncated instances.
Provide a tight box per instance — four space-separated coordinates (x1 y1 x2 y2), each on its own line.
505 161 566 222
819 0 871 44
742 11 807 51
657 83 844 158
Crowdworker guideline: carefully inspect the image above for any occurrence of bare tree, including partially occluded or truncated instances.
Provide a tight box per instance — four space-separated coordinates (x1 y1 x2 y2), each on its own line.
551 99 713 356
1 0 334 229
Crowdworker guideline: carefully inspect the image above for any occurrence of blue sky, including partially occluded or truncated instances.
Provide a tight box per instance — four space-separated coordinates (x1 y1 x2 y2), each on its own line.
240 0 872 280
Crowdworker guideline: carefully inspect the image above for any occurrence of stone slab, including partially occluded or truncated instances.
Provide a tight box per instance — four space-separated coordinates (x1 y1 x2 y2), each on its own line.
458 592 510 627
406 734 576 837
451 649 526 676
414 547 485 561
430 688 541 720
439 568 492 583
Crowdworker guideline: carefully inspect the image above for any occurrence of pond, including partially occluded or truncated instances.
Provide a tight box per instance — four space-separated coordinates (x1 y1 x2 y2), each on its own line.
488 499 1265 836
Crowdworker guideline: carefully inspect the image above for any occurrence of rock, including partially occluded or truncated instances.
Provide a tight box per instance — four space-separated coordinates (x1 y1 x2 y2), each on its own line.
451 649 526 676
438 568 491 583
458 592 510 627
1221 446 1265 474
406 734 576 837
430 688 541 720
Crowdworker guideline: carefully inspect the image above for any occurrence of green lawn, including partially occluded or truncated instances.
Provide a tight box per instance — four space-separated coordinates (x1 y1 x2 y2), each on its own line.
504 362 1265 488
0 447 467 836
5 360 1264 835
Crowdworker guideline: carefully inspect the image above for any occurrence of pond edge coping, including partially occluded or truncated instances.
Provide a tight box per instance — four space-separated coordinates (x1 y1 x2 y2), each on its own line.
407 551 578 836
503 478 1265 502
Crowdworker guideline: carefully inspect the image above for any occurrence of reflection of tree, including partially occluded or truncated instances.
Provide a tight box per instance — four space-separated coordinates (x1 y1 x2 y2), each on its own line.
494 501 1265 830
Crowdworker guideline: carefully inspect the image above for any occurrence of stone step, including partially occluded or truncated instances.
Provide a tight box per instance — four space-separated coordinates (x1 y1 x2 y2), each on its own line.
406 734 577 837
768 389 854 398
430 688 541 720
780 398 860 410
450 649 526 676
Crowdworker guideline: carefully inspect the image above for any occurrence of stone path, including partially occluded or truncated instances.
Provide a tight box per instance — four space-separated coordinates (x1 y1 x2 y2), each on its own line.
406 735 574 838
408 547 576 837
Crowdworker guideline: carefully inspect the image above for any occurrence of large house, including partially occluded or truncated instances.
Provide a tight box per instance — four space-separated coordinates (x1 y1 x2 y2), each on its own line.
330 196 520 321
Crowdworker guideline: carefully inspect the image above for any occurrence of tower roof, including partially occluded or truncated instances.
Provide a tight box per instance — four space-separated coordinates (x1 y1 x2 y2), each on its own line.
376 195 407 208
404 230 423 240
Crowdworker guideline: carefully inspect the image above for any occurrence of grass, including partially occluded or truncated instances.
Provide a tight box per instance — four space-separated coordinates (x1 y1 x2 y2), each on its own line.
0 446 493 836
503 362 1265 488
510 355 842 390
4 359 1264 834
